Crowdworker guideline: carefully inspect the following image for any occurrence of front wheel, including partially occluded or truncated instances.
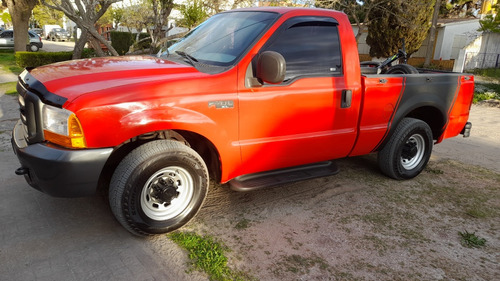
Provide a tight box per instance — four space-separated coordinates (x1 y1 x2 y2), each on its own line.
109 140 209 236
378 118 433 180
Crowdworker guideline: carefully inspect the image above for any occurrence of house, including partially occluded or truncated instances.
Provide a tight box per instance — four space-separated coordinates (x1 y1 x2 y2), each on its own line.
353 18 482 61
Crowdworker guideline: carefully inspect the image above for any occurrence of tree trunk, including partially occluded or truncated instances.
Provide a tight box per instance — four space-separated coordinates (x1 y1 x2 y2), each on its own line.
89 35 106 57
85 25 119 56
6 0 36 53
73 28 88 59
424 0 442 67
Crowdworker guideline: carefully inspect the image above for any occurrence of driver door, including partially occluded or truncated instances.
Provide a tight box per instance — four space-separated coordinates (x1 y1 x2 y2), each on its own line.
237 16 359 176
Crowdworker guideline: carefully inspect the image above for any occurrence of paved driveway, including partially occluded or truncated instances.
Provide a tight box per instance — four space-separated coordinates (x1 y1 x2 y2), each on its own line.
0 93 207 280
1 80 499 280
41 39 76 52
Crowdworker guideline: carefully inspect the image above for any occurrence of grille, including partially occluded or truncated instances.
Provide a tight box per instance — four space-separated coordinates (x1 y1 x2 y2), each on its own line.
17 81 44 144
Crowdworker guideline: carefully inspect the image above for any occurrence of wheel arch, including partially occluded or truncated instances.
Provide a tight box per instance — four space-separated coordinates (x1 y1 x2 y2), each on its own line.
97 129 222 195
374 104 446 152
404 105 445 140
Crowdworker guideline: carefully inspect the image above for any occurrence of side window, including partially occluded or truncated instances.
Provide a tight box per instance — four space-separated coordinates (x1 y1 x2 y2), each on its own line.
263 18 342 82
0 31 12 38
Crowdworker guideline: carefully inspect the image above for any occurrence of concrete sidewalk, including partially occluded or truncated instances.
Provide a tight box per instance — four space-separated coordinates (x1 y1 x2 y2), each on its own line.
0 71 18 83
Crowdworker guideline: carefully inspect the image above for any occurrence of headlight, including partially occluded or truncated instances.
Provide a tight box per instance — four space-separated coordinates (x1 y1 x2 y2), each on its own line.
42 104 87 148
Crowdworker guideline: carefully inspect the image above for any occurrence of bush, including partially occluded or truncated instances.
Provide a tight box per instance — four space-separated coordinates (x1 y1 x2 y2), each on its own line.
15 49 96 68
110 31 135 55
136 33 152 50
16 52 72 68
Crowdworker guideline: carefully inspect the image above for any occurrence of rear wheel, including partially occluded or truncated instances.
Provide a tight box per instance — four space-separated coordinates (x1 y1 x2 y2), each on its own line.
29 44 39 52
109 140 209 236
378 118 433 179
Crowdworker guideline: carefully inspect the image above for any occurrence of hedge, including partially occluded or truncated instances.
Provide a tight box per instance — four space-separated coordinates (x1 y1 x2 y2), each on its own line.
110 31 152 55
110 31 135 55
15 49 96 68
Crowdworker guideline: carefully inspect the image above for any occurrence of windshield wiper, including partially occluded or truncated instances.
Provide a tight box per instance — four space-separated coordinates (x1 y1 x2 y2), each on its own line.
175 51 198 67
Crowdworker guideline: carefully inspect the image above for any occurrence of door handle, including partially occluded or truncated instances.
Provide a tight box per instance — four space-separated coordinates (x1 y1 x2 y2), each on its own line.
341 90 352 108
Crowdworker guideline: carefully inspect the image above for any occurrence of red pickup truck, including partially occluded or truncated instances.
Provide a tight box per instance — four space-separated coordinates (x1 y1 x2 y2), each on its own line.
12 7 474 236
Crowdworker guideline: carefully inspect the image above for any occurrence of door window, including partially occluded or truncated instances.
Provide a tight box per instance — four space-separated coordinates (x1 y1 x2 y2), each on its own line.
261 17 343 82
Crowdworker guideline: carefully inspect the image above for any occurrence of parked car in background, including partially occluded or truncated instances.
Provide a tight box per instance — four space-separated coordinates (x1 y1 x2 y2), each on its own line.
30 28 43 37
0 30 43 52
48 28 70 42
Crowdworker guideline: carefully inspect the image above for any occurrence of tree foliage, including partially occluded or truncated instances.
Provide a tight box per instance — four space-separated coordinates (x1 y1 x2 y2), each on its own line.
148 0 175 53
178 0 207 30
316 0 390 43
119 0 174 54
366 0 435 58
42 0 121 59
32 1 64 27
110 6 124 28
479 4 500 33
440 0 482 18
265 0 313 7
1 11 11 28
203 0 253 15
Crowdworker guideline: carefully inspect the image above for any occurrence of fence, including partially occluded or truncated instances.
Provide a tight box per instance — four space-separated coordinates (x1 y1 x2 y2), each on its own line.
463 52 500 70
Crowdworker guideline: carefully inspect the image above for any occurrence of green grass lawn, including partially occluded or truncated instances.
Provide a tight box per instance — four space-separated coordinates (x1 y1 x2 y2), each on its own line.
0 49 24 75
0 50 22 95
473 68 500 103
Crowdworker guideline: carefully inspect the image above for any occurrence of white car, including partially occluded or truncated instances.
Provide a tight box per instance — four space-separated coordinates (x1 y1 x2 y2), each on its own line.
0 30 43 52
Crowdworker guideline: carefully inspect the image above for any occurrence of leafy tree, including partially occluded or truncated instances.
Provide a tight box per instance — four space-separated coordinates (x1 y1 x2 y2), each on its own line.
366 0 434 58
32 1 64 27
178 0 207 30
148 0 175 53
479 4 500 33
97 6 115 26
120 1 150 36
440 0 481 18
316 0 390 43
2 0 38 52
1 11 11 28
111 6 124 28
42 0 121 58
203 0 253 15
265 0 313 7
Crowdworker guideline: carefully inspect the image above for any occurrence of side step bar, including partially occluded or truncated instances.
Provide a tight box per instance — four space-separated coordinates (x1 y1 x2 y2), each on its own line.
229 161 339 192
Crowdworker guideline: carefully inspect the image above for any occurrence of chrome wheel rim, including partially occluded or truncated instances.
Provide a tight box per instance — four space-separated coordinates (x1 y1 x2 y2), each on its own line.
141 166 194 221
400 134 425 170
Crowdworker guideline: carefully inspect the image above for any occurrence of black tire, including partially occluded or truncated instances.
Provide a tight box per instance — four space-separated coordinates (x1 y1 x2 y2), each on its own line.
109 140 209 236
383 64 419 74
377 118 433 180
29 44 39 52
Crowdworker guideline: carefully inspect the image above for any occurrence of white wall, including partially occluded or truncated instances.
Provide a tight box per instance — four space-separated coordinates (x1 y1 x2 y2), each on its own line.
433 19 481 60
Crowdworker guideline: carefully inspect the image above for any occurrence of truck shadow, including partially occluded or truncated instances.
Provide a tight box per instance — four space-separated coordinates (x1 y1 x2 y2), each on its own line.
198 154 383 221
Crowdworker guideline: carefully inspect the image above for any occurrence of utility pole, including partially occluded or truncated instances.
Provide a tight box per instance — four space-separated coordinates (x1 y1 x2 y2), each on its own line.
424 0 442 67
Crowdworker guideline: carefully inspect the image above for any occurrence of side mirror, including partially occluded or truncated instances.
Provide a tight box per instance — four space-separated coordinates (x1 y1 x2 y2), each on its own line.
256 51 286 84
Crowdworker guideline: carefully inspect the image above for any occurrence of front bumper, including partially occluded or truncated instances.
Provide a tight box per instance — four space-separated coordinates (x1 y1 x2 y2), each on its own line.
12 120 113 197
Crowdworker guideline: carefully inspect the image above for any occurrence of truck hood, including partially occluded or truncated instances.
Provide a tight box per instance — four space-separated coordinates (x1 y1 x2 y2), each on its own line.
30 55 202 103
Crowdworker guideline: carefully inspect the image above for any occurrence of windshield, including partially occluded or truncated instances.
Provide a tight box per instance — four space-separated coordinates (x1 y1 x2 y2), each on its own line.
164 11 279 68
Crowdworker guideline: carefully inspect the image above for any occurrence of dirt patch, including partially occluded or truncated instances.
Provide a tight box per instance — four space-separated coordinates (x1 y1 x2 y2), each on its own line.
180 105 500 280
182 157 499 280
1 86 498 280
